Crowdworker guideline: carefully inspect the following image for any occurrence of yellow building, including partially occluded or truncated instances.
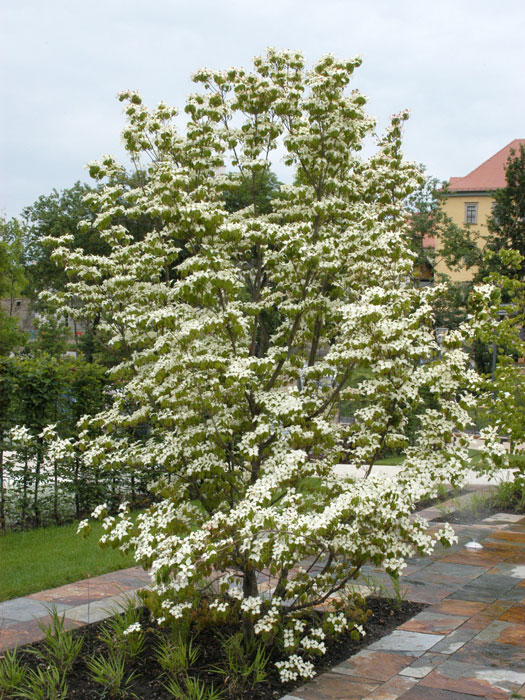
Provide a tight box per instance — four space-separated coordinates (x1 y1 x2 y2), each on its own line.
436 139 525 281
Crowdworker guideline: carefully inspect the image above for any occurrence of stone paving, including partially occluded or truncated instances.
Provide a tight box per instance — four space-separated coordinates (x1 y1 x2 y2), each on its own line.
283 502 525 700
1 492 525 699
0 567 151 650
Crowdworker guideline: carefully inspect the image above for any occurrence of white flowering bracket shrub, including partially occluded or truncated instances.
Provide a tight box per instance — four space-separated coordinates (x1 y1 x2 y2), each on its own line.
51 50 498 680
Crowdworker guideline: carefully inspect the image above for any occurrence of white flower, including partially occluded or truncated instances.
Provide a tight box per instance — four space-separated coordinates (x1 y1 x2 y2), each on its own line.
76 519 89 535
91 503 108 519
276 655 316 683
39 49 506 678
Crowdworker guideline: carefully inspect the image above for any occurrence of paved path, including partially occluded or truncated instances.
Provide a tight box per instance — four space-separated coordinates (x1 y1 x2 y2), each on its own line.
1 493 525 699
285 501 525 700
334 461 515 487
0 567 150 650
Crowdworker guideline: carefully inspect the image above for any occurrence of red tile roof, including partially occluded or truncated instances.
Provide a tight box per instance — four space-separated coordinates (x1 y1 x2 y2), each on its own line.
448 139 525 192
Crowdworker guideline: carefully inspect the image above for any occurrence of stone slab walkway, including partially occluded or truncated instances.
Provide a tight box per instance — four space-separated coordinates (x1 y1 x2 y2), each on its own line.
283 504 525 700
1 494 524 700
0 567 150 650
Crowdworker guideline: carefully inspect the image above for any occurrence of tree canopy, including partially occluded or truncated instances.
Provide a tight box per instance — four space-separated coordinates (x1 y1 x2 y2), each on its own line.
484 144 525 279
222 169 281 214
405 176 481 285
48 50 502 681
21 181 105 297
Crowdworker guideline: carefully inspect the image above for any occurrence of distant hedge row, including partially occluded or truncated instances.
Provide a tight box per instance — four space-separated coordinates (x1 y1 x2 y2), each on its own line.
0 355 153 531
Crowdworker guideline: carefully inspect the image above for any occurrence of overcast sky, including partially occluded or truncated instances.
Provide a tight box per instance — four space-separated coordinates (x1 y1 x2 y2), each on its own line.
1 0 524 219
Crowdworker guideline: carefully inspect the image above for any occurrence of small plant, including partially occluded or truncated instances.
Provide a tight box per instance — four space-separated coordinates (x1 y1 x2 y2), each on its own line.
417 480 451 506
358 573 388 598
164 674 223 700
490 474 525 512
0 647 27 698
29 606 83 674
433 481 457 503
388 575 407 611
436 496 455 518
436 482 450 500
155 634 200 678
358 573 405 611
213 632 269 693
98 595 145 662
460 491 490 519
12 664 68 700
86 653 138 699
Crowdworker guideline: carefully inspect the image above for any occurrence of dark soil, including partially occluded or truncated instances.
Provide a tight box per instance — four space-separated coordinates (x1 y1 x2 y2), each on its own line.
414 487 473 513
433 506 494 525
433 497 525 525
13 597 424 699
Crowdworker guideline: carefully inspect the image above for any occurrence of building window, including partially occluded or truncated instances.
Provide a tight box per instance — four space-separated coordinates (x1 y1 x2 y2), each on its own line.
465 202 478 225
491 201 500 226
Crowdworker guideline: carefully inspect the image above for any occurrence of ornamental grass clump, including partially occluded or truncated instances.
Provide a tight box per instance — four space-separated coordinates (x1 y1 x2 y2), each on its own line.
12 664 68 700
28 606 83 675
86 654 138 699
155 634 200 679
48 49 505 682
213 631 269 693
0 648 27 698
97 595 146 663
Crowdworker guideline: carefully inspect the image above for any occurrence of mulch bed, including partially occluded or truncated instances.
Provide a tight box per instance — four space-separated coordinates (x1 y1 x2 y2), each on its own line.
433 497 525 525
414 487 473 513
13 597 424 699
433 506 495 525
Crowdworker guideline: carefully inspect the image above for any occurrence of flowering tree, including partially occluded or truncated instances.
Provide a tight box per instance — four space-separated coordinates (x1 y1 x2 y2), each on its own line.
50 50 499 681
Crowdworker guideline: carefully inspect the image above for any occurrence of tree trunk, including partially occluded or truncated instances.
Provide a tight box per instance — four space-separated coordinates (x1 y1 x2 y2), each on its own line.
242 566 258 642
22 455 29 523
74 455 80 517
33 437 43 527
53 459 59 523
0 446 5 532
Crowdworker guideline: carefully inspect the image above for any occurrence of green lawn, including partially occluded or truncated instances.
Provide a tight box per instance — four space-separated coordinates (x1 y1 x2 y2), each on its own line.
0 517 138 602
375 455 405 466
2 445 515 603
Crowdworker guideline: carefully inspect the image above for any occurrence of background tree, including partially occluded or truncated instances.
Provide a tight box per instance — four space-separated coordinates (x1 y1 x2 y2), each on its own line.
405 175 481 285
0 310 24 356
474 147 525 396
28 316 71 358
0 218 27 355
22 182 105 298
0 216 27 309
475 248 525 444
484 144 525 280
222 169 281 214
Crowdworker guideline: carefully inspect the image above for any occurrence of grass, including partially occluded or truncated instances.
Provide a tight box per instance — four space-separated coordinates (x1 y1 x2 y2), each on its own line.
375 455 405 466
0 516 139 602
437 489 490 519
2 445 516 603
489 476 525 512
